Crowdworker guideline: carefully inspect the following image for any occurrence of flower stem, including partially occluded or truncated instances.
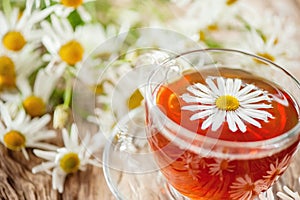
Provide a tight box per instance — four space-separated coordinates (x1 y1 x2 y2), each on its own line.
64 72 72 108
2 0 11 16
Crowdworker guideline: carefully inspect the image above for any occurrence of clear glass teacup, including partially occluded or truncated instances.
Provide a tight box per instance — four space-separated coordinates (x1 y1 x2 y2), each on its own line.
144 48 300 200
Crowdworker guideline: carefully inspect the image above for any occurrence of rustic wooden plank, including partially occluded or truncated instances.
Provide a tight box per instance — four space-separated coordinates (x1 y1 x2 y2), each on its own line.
0 144 114 200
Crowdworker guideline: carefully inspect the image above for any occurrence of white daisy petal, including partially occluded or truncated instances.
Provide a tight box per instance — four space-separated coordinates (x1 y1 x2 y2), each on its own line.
240 103 272 109
190 109 214 120
211 110 226 131
231 111 247 133
33 149 57 160
206 78 220 96
232 79 242 95
217 77 226 95
238 90 264 101
187 85 211 98
21 148 29 160
226 111 238 132
235 109 261 128
201 112 215 130
182 105 215 111
181 94 215 104
241 96 271 104
226 78 234 95
32 162 57 174
194 83 213 96
236 84 256 97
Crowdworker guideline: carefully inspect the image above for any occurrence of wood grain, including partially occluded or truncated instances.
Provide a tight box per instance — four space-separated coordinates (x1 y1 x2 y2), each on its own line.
0 144 114 200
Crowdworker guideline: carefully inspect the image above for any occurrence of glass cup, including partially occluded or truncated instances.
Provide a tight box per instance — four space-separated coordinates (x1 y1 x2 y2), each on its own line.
144 48 300 200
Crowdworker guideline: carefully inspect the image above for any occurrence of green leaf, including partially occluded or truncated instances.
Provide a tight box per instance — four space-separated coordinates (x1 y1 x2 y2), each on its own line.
67 10 84 29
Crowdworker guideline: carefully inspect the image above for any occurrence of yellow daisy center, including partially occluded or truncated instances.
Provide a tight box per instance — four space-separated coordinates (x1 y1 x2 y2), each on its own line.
226 0 238 6
257 52 275 62
198 31 206 42
0 56 16 89
3 130 26 151
61 0 83 8
216 95 239 111
207 24 219 31
127 89 144 110
23 96 46 117
2 31 26 51
59 40 84 65
60 152 81 174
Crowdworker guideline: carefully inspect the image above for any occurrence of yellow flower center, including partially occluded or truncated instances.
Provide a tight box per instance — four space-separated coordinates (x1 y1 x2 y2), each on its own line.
61 0 83 8
0 56 16 89
23 96 46 117
198 31 206 42
3 130 26 151
226 0 238 6
59 40 84 65
257 52 275 62
2 31 26 51
215 95 239 111
207 24 219 31
127 89 144 110
60 152 81 174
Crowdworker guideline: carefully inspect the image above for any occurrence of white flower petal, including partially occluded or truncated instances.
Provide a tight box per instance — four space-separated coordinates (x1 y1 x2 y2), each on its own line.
22 148 29 160
194 83 213 96
28 142 58 151
62 128 72 149
236 84 256 97
206 78 220 96
241 96 271 104
231 112 247 133
187 85 211 98
70 124 79 147
32 161 56 174
33 149 57 160
77 6 92 22
190 109 214 120
225 78 234 95
211 110 226 131
226 112 238 132
182 105 215 111
235 109 261 128
238 90 264 101
181 94 215 104
217 77 226 95
52 168 67 193
232 79 242 95
240 103 272 109
201 113 215 130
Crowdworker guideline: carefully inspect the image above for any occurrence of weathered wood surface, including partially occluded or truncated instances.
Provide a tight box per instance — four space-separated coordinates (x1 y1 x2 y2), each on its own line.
1 1 300 200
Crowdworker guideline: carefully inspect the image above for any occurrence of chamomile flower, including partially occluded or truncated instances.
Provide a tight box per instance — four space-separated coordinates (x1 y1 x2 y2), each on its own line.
169 0 243 42
32 123 102 193
0 41 43 90
237 11 299 68
263 155 291 186
0 5 54 52
1 68 63 117
42 15 115 75
0 102 56 160
229 175 267 200
50 0 94 22
277 186 300 200
208 158 235 180
181 77 274 133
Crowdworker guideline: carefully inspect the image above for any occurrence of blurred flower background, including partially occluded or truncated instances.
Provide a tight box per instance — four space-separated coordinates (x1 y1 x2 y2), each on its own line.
0 0 300 198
